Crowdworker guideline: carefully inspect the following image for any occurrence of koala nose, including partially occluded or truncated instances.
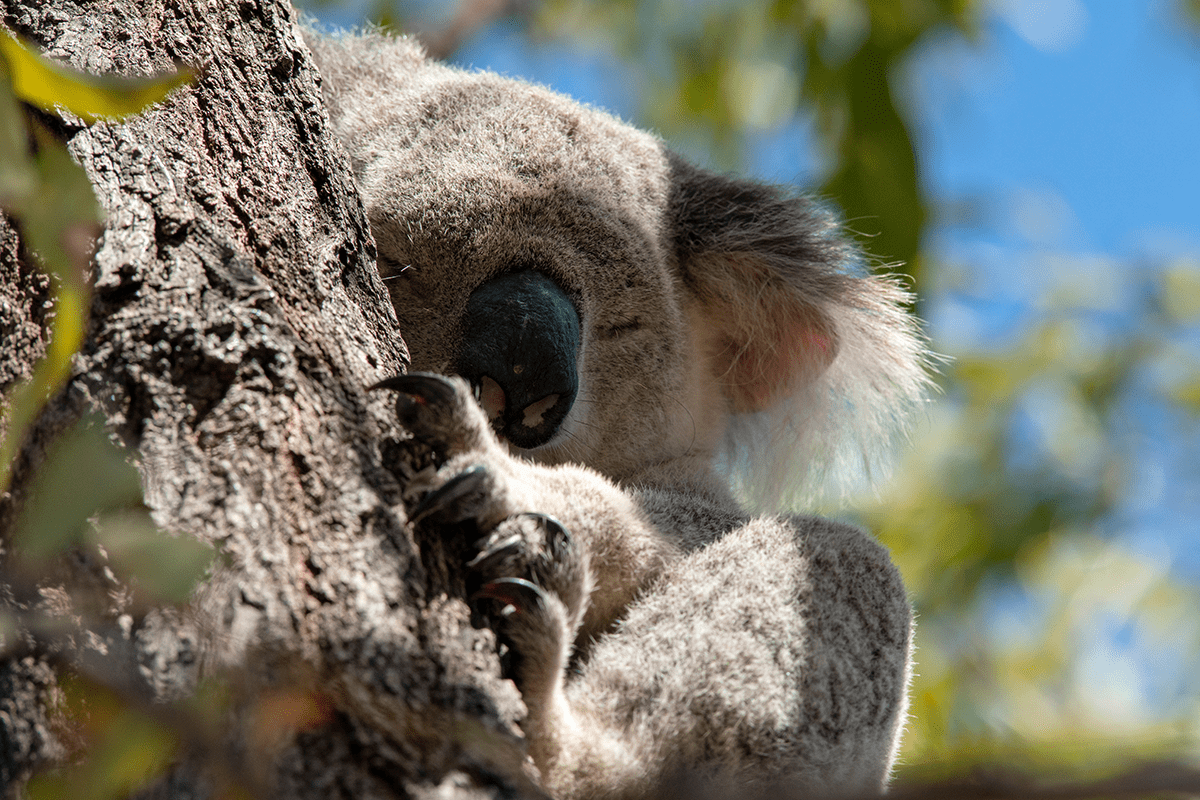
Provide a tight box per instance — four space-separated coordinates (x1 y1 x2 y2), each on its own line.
455 271 581 450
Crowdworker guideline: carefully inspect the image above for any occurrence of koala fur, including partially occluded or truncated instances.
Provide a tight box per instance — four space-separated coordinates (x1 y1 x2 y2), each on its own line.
304 27 929 800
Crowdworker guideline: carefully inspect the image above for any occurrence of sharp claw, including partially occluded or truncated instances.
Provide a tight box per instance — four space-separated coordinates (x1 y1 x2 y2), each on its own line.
369 372 457 402
409 465 489 524
521 513 571 554
473 577 547 615
515 512 573 562
369 372 460 431
467 533 524 569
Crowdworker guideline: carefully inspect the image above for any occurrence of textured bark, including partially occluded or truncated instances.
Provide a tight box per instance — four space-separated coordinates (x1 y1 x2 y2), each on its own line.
0 1 535 797
0 216 49 399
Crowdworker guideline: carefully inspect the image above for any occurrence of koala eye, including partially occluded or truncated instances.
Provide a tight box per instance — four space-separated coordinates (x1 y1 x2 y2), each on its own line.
599 316 642 339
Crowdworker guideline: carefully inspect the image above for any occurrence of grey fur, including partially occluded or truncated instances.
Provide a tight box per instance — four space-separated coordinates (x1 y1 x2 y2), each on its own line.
305 27 926 799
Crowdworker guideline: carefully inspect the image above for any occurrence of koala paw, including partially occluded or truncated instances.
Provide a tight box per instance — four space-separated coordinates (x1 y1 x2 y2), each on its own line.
372 374 589 705
473 574 575 706
470 512 588 628
471 516 589 703
370 372 491 460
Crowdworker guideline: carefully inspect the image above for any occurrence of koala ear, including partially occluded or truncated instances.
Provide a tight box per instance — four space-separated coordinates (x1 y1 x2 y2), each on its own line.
672 190 844 414
668 155 932 506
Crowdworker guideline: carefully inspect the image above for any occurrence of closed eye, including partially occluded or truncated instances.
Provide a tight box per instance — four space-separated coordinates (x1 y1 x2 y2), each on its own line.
599 318 642 339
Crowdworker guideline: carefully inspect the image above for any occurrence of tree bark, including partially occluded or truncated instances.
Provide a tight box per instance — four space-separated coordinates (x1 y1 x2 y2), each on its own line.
0 1 536 797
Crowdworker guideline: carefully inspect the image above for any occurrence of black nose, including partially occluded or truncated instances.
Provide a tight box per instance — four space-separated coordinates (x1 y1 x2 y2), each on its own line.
454 271 581 449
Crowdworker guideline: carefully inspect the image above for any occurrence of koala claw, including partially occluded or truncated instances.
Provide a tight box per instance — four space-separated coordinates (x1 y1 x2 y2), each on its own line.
470 513 572 569
467 532 525 571
409 464 490 525
474 576 548 616
474 573 572 703
519 513 572 559
370 371 456 418
370 372 481 454
471 514 582 606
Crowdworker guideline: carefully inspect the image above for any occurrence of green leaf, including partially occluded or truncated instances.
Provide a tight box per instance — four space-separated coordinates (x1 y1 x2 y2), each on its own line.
816 36 926 280
27 679 178 800
0 68 36 202
13 416 144 563
92 511 216 604
0 31 191 123
12 414 215 601
0 114 101 496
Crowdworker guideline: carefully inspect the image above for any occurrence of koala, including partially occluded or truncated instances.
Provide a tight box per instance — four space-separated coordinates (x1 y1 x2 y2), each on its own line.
303 26 929 800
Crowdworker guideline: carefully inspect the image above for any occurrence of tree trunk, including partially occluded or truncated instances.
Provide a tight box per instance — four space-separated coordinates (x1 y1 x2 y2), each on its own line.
0 1 536 797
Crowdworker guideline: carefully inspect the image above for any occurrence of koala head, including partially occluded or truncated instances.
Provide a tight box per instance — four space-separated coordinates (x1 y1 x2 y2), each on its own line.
306 29 930 507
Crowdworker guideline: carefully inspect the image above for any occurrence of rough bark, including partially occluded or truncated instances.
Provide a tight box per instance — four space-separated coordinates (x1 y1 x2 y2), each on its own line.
0 1 535 797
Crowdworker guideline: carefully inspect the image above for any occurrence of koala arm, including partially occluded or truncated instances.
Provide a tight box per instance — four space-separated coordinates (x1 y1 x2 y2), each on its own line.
385 375 911 797
499 465 684 644
385 376 911 794
546 513 913 800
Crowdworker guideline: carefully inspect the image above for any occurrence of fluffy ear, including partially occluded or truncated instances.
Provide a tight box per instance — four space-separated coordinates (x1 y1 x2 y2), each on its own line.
668 156 932 508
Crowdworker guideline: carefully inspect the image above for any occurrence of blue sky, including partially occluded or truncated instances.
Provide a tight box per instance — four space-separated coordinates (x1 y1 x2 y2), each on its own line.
916 0 1200 260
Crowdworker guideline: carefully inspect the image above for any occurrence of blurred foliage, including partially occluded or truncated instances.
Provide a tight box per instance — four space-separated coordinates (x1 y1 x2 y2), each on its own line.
12 415 216 606
862 257 1200 769
27 676 181 800
1 31 187 492
1 33 208 798
23 675 331 800
1 28 210 605
0 34 101 493
0 32 190 124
